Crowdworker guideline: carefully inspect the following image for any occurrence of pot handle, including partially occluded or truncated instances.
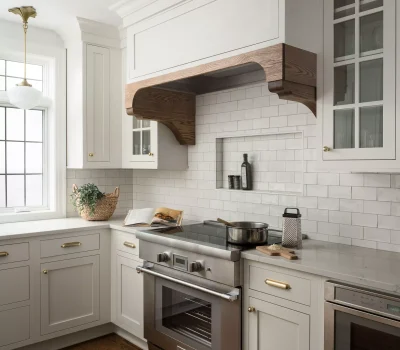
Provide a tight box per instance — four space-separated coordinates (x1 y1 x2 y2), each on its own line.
113 187 120 198
72 184 78 193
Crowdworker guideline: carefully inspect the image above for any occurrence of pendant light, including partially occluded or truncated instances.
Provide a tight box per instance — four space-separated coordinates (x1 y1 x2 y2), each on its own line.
7 6 42 110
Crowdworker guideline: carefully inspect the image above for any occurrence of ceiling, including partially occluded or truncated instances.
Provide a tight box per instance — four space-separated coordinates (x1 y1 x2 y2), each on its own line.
0 0 122 40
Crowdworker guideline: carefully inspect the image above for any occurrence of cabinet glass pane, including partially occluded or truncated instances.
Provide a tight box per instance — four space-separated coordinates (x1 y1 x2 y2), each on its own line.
26 110 42 142
133 131 141 155
132 116 141 129
26 175 42 206
0 60 4 75
7 175 24 207
335 20 355 60
360 106 383 148
142 120 151 128
0 108 4 140
142 130 151 155
0 175 5 207
0 76 4 91
360 0 383 12
360 59 383 102
334 109 355 149
0 141 4 173
26 143 42 173
334 0 355 19
6 108 24 141
335 64 355 105
360 12 383 56
7 142 24 173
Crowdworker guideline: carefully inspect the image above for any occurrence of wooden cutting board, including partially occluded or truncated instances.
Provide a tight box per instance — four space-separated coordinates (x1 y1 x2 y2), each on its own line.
256 245 298 260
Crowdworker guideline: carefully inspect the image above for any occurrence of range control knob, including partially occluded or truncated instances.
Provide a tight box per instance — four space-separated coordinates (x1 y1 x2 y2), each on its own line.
157 252 171 263
189 260 204 273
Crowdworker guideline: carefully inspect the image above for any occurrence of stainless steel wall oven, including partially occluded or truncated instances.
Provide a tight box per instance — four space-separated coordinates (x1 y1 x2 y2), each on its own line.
325 281 400 350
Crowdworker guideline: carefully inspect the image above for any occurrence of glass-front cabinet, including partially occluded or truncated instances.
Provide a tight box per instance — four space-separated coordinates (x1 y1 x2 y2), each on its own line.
322 0 396 164
128 116 157 164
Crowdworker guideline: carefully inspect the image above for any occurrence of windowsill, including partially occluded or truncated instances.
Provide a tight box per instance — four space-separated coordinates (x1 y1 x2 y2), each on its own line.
0 210 65 224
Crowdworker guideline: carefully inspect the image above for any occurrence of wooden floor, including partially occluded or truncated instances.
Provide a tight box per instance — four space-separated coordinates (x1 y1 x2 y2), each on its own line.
62 334 142 350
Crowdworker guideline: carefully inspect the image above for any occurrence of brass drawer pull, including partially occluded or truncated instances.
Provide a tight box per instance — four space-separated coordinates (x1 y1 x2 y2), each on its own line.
265 279 291 290
43 270 48 274
248 306 256 313
61 242 82 248
0 252 9 257
124 241 136 249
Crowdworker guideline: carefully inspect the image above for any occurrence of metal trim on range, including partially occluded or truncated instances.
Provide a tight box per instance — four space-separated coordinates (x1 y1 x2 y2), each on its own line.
136 263 239 302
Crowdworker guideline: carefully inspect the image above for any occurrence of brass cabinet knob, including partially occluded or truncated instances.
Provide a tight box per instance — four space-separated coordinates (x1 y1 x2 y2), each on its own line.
43 270 48 274
323 146 331 152
248 307 256 313
148 152 154 156
88 153 94 157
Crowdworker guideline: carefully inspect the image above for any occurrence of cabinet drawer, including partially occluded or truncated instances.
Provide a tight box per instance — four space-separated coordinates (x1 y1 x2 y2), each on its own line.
249 266 311 306
115 233 139 256
0 266 29 306
0 306 30 347
0 243 29 265
40 233 100 258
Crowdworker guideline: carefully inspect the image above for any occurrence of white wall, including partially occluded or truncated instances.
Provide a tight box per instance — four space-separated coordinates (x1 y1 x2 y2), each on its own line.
128 82 400 253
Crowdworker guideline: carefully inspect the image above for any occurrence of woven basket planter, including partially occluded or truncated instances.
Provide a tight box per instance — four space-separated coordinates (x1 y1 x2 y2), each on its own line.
72 184 120 221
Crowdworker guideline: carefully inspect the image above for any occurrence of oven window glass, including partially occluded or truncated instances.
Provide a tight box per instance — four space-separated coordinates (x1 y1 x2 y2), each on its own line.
335 311 400 349
160 286 212 348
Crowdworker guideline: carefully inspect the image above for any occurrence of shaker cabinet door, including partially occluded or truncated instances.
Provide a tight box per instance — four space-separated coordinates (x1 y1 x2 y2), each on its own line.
247 297 310 350
40 255 100 335
322 0 396 161
115 254 144 338
86 44 111 163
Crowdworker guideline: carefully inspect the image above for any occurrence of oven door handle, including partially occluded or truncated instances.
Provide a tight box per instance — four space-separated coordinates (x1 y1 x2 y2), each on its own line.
136 264 239 302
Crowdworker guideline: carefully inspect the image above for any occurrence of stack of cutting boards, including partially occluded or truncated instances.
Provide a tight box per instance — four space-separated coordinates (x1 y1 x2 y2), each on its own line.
256 245 298 260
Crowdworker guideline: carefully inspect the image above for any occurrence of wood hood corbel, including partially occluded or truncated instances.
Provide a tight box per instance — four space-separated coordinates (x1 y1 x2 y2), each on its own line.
125 43 317 145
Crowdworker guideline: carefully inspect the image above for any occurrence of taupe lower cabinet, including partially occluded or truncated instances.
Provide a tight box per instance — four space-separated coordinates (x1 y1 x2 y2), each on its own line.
40 255 100 335
247 297 310 350
115 254 144 336
111 230 145 341
243 260 324 350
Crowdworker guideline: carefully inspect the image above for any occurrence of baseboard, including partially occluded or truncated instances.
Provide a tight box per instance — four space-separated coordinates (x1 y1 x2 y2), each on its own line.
18 323 115 350
114 326 148 350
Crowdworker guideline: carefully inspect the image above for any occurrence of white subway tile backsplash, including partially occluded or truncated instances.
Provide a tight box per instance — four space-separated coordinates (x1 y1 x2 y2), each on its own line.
99 83 400 253
340 199 363 213
329 186 351 199
364 174 391 188
352 213 377 228
363 228 391 243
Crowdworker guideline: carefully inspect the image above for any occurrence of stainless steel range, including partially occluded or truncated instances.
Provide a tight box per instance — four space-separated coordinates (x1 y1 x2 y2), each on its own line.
135 222 282 350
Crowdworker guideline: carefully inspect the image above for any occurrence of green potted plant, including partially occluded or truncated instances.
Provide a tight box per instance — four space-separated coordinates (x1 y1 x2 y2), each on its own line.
71 183 120 221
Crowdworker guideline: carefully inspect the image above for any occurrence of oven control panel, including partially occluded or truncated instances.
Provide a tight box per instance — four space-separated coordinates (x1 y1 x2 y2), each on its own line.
173 254 188 271
336 287 400 319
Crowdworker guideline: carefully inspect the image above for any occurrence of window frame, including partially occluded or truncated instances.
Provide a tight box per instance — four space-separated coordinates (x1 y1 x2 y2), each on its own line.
0 50 66 223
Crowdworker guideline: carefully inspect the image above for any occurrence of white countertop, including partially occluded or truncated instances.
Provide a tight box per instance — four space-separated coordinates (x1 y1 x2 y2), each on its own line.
1 217 400 295
0 217 141 240
242 240 400 294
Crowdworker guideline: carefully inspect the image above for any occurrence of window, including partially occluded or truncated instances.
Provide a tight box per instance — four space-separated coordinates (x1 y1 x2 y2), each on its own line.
0 107 45 210
0 53 65 222
0 59 43 92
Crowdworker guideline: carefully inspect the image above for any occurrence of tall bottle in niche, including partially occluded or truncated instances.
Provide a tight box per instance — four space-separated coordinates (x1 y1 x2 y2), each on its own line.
241 153 252 190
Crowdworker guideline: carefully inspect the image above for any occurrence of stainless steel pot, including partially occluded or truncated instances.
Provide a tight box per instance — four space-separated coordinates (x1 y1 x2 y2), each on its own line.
225 221 269 245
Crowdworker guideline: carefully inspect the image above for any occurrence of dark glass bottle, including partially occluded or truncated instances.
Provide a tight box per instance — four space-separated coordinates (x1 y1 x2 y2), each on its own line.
241 154 252 190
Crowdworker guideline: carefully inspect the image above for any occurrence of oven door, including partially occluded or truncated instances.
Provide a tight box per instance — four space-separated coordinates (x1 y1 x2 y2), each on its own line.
325 302 400 350
138 263 241 350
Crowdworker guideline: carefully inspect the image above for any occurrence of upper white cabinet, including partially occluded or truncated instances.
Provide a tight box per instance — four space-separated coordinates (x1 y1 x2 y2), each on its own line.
67 19 122 169
113 0 322 83
320 0 399 171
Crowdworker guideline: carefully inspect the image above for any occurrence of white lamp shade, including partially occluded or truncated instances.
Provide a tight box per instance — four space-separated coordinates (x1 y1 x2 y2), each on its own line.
8 85 43 110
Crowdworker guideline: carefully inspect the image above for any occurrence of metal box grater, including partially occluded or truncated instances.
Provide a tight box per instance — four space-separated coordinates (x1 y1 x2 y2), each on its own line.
282 208 302 249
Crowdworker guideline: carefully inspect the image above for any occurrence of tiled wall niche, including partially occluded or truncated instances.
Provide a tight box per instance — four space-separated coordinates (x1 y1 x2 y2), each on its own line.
216 132 304 193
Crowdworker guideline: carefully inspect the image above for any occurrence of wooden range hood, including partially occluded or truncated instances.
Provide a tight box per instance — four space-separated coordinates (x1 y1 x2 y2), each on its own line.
125 43 316 145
